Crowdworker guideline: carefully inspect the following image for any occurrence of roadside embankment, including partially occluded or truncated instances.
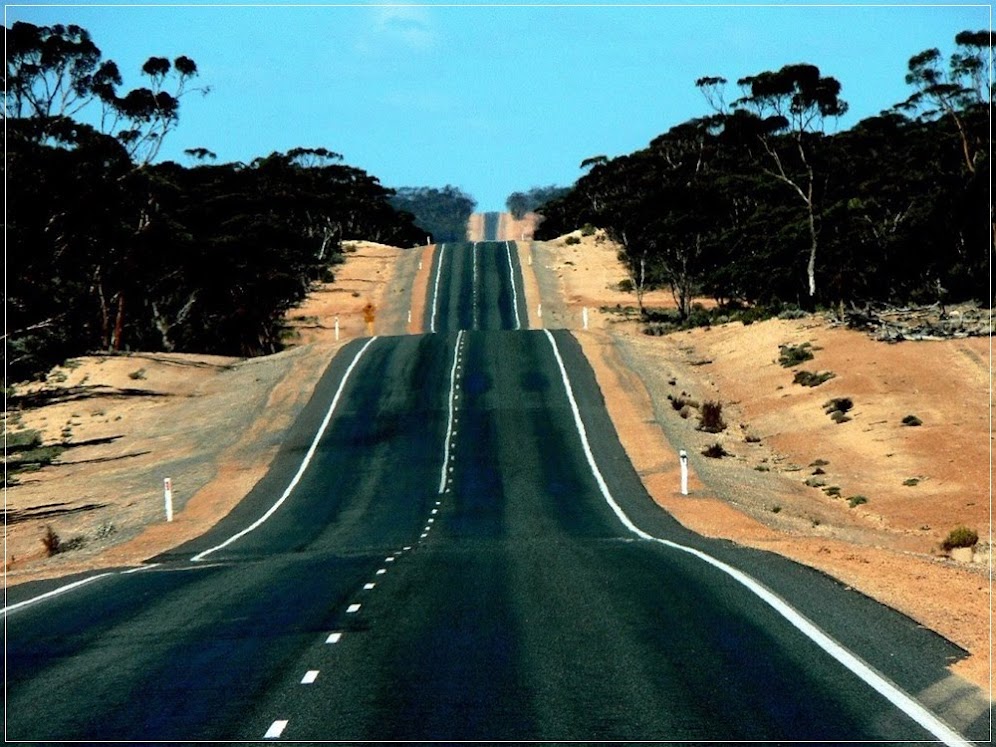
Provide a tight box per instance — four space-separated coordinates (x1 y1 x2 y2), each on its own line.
4 240 428 585
528 228 991 689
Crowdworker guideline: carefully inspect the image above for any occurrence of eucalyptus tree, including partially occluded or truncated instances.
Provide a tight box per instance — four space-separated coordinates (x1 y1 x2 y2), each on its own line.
697 64 848 301
899 29 993 285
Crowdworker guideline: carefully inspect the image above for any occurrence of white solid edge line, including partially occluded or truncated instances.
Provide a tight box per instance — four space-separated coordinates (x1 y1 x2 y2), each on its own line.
1 572 114 616
429 242 446 333
505 240 522 330
541 329 970 747
191 337 379 562
472 241 480 330
439 330 464 493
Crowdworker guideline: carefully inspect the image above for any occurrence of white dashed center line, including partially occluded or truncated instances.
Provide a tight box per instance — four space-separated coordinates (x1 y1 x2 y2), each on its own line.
376 568 387 575
364 583 376 590
347 604 361 614
439 330 464 493
264 720 288 739
326 632 342 644
301 670 319 685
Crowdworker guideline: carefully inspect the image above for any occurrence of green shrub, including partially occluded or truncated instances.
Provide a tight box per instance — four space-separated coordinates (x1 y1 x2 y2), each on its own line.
771 505 782 513
580 223 596 237
6 429 43 452
128 368 147 381
793 370 835 387
941 526 978 551
698 400 727 433
903 477 920 487
847 495 868 508
564 235 581 245
901 414 923 427
824 397 853 414
778 343 815 367
617 278 634 293
825 397 854 423
823 486 841 497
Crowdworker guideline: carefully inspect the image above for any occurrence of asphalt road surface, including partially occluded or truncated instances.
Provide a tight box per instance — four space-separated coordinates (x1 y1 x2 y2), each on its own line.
5 242 990 742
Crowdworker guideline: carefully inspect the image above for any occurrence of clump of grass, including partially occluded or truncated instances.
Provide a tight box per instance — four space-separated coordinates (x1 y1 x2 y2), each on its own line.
941 526 978 551
701 443 729 459
564 235 581 245
903 477 921 487
754 465 770 472
40 526 61 556
580 223 597 237
793 370 835 387
804 477 826 488
40 526 86 556
811 467 826 475
901 414 923 427
810 458 830 467
823 486 842 497
668 393 699 411
847 495 868 508
698 400 727 434
778 342 815 368
128 368 147 381
771 505 782 513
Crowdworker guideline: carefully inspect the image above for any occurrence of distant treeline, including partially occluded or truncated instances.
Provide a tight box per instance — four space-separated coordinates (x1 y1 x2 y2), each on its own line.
388 185 477 242
6 21 427 382
535 31 992 317
506 186 570 220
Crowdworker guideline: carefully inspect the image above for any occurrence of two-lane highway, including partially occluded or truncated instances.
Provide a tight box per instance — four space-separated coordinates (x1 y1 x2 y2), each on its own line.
5 241 989 742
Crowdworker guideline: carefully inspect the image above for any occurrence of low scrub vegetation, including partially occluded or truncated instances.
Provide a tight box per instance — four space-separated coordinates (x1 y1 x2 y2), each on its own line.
778 343 816 368
793 370 835 387
697 400 727 433
847 495 869 508
824 398 854 424
701 442 729 458
941 526 978 551
901 414 923 427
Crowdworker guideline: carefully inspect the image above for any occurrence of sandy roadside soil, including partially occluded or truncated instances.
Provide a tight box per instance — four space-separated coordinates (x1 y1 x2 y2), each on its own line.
520 228 992 691
4 240 427 586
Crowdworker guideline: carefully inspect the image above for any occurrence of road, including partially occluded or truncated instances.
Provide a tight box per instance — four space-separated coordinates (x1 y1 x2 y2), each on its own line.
4 242 989 742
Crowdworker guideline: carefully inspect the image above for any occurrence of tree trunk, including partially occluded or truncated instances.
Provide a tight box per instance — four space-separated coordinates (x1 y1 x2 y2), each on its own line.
111 294 125 352
806 202 818 298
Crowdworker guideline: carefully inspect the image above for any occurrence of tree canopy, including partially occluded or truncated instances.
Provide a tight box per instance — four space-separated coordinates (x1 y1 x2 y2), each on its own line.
6 21 425 381
535 31 991 317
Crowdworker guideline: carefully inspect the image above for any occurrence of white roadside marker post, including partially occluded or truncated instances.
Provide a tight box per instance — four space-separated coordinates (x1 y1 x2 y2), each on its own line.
679 450 688 496
334 315 340 341
537 303 542 319
582 306 589 330
163 478 174 522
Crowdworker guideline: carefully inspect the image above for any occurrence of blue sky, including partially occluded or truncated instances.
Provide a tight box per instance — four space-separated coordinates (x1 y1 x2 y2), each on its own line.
6 2 990 211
